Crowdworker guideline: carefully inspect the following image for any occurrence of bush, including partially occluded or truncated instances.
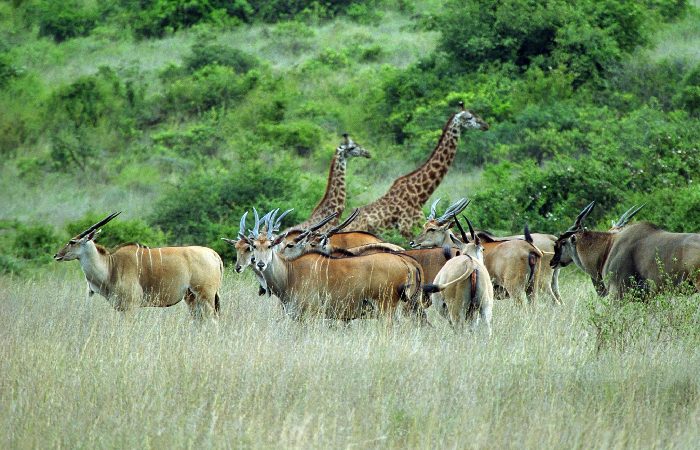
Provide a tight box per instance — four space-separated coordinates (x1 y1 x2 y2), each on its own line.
0 52 19 87
161 65 259 115
629 185 700 233
259 120 323 156
0 75 45 157
435 0 664 86
184 43 259 74
46 66 142 171
132 0 253 38
152 123 224 160
66 213 168 249
150 156 310 258
252 0 357 22
13 224 63 262
674 63 700 116
36 0 98 42
0 221 65 268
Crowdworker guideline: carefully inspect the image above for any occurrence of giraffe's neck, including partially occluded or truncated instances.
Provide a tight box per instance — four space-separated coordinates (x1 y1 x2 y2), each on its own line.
308 153 346 221
390 115 462 206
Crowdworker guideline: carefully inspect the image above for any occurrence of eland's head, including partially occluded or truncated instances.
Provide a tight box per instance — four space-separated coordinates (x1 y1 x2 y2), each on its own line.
54 212 121 261
550 202 595 268
409 198 470 249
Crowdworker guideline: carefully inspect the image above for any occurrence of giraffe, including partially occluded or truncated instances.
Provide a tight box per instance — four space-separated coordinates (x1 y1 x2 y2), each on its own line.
347 103 489 238
285 134 370 234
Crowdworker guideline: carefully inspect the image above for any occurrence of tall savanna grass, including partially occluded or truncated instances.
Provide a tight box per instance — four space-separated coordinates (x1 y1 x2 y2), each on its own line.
2 270 699 448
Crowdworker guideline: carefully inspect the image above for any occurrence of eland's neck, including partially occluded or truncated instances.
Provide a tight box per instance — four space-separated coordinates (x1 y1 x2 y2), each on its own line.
262 252 291 299
77 242 111 295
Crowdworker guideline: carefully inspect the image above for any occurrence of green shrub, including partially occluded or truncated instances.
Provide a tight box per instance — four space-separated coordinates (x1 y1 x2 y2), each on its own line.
0 75 45 157
0 254 24 275
268 21 316 54
674 63 700 116
259 120 323 156
346 2 383 25
10 223 64 264
150 156 310 258
607 57 688 111
132 0 253 38
46 66 143 171
152 123 224 160
184 43 259 74
161 65 259 115
66 213 168 249
0 52 19 87
629 185 700 233
252 0 357 22
434 0 665 86
36 0 98 42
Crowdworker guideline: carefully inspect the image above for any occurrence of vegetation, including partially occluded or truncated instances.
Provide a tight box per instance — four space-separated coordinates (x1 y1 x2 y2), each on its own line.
2 1 700 446
2 273 700 448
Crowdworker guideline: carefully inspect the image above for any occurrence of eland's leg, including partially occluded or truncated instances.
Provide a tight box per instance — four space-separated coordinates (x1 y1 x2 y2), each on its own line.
551 268 563 305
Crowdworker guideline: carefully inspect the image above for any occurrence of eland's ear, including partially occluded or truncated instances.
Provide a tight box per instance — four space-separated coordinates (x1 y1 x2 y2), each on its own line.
84 228 102 242
222 238 237 246
271 232 288 247
449 234 464 247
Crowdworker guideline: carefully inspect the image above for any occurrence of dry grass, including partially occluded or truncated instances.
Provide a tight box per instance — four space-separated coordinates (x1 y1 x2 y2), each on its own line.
2 268 699 449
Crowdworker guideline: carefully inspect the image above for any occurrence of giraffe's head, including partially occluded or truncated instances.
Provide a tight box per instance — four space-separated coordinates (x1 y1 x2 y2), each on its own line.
337 133 371 160
452 102 489 131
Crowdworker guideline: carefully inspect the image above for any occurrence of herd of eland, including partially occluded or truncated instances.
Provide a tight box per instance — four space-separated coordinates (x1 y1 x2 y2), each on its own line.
53 104 700 334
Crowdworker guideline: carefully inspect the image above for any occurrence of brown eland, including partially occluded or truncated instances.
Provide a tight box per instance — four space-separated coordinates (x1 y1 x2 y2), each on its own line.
410 199 542 305
551 202 700 298
243 212 426 325
54 212 223 320
422 216 494 335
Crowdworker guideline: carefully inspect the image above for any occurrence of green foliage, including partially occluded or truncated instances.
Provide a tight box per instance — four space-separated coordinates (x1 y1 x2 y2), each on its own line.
152 123 224 160
11 223 63 263
346 1 383 25
642 0 689 20
0 52 20 87
260 120 323 156
435 0 657 86
0 74 45 157
268 21 316 54
0 220 63 273
46 66 143 171
36 0 98 42
161 65 259 115
252 0 358 22
66 213 168 249
131 0 253 38
184 43 260 73
470 106 700 233
630 185 700 233
127 0 380 38
150 156 310 258
674 63 700 116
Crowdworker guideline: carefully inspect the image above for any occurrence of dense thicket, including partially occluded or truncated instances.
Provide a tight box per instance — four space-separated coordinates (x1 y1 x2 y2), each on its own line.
1 0 699 273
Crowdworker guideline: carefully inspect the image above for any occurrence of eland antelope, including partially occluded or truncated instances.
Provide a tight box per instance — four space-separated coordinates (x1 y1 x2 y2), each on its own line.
410 199 542 305
423 216 493 335
551 203 700 298
54 212 223 320
241 212 426 324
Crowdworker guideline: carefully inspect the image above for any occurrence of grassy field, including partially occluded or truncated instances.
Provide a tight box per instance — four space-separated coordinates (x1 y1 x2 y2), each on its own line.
2 269 699 449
